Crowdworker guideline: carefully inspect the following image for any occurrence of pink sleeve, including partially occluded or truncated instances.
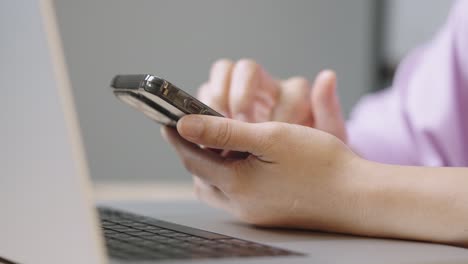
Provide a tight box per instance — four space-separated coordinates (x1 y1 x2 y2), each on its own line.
346 0 468 166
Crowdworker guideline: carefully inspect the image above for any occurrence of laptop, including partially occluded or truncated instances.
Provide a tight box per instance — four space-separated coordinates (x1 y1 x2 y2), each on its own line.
3 0 468 263
0 1 301 263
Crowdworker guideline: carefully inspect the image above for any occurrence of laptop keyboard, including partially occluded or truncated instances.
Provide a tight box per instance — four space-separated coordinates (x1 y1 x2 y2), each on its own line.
98 207 301 261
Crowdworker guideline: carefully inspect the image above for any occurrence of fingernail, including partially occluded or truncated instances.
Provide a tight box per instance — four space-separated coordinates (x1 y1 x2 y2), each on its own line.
179 116 204 139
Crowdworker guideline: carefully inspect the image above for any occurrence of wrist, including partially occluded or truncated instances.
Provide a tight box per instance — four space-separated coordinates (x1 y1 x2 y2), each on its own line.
299 153 377 234
332 155 382 235
337 158 416 238
343 159 391 236
304 152 396 236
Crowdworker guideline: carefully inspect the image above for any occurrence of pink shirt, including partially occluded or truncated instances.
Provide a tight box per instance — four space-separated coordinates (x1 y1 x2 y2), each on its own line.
347 0 468 166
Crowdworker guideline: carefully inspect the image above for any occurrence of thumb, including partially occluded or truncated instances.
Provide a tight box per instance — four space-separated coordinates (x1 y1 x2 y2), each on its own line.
311 70 347 142
177 115 272 157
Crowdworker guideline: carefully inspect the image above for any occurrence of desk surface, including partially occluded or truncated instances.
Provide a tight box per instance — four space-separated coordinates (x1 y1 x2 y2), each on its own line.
94 182 195 201
100 200 468 264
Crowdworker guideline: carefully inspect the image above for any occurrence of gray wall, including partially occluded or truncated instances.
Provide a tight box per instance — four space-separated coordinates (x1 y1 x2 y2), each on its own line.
383 0 452 65
55 0 375 183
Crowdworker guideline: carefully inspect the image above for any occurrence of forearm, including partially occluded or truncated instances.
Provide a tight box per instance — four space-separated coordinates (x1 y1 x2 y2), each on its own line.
346 0 468 167
355 159 468 246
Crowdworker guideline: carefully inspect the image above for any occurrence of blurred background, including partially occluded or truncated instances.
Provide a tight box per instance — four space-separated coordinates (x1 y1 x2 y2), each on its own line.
54 0 452 199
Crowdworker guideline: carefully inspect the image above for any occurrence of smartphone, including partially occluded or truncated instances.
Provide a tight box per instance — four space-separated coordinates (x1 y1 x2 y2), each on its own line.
110 74 223 126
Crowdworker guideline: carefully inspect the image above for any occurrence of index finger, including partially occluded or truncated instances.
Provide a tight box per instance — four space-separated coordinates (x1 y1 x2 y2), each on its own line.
206 59 234 116
161 126 241 191
229 59 278 122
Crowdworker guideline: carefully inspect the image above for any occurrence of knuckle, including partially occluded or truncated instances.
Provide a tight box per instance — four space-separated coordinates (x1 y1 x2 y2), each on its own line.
212 58 233 70
281 77 311 110
236 58 258 69
268 123 287 140
258 122 287 152
214 121 233 149
287 76 310 89
210 59 233 76
234 59 260 77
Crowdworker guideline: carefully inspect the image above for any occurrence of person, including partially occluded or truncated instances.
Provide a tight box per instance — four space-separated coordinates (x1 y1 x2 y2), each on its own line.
161 0 468 247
